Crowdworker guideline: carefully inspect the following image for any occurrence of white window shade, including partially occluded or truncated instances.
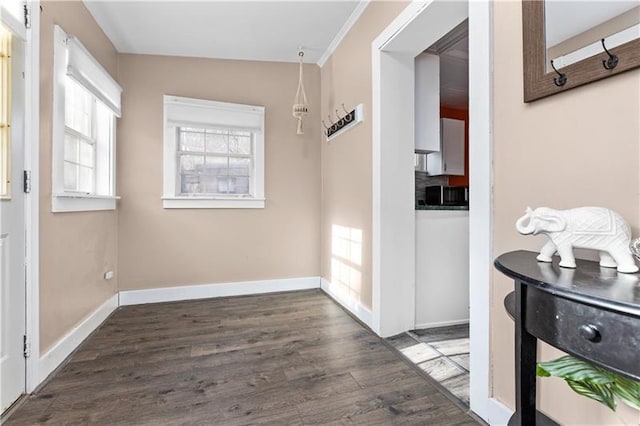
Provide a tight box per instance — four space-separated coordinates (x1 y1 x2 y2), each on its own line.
164 96 263 131
66 36 122 117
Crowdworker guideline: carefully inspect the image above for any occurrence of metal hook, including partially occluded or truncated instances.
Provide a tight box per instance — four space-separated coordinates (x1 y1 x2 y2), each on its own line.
341 104 353 122
322 120 329 130
550 60 567 87
335 110 345 127
601 38 618 70
327 115 335 125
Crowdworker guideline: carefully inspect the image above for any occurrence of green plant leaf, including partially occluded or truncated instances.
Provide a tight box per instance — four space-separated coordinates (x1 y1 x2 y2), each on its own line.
537 356 615 384
566 380 617 411
612 375 640 411
536 364 551 377
538 356 640 413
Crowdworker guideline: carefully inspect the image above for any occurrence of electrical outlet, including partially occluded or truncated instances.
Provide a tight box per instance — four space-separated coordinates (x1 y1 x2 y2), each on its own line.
104 271 114 280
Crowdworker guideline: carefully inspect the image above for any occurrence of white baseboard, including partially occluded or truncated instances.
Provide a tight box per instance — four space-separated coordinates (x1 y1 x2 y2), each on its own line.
38 293 118 384
487 397 514 426
320 278 373 329
414 319 470 330
119 276 321 306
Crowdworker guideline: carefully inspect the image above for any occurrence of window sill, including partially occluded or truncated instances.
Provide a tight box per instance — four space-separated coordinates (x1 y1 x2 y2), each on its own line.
52 193 120 213
162 196 265 209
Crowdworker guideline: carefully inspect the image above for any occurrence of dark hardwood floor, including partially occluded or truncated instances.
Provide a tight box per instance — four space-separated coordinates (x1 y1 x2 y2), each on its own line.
7 290 479 425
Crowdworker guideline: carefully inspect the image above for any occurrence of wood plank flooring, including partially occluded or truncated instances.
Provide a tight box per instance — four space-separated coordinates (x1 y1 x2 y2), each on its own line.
6 290 479 425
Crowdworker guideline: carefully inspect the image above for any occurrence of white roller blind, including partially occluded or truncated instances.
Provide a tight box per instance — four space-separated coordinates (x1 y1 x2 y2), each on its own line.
66 34 122 117
164 96 264 132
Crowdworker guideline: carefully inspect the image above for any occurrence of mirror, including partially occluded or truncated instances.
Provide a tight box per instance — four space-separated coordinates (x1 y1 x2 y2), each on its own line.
522 0 640 102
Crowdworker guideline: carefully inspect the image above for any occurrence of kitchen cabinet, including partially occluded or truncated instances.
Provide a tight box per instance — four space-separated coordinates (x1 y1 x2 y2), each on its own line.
414 53 440 153
415 209 469 328
426 118 465 176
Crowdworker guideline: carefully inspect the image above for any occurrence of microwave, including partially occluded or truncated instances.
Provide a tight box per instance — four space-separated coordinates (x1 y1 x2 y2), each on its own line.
425 186 468 206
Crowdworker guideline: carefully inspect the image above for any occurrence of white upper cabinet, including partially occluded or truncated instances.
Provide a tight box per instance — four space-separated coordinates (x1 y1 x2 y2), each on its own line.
426 118 465 176
414 52 440 153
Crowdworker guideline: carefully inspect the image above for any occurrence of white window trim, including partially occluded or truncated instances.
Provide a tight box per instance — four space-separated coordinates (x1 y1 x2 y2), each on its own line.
162 95 265 209
51 25 121 213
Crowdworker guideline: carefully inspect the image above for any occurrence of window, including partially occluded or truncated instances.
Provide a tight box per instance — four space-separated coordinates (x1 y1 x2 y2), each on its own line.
163 96 265 209
52 25 122 212
0 25 11 200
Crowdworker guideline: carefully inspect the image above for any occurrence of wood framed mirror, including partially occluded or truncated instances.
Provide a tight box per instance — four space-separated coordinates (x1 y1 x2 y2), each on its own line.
522 0 640 103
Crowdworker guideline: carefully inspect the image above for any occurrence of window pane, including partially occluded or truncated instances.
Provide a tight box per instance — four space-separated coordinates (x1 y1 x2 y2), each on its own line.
205 156 228 176
64 77 92 137
64 133 78 163
64 162 78 191
217 176 231 194
230 177 250 195
205 132 227 154
180 130 205 152
179 155 204 173
79 140 94 168
228 157 251 176
180 173 200 194
229 135 251 155
78 166 94 193
96 101 112 143
199 174 219 193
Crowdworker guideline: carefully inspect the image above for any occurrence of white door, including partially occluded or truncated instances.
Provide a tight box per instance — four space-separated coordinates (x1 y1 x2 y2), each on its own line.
0 22 26 413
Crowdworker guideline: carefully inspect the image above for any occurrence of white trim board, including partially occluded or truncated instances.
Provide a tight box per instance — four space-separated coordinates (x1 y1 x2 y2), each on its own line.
119 276 320 306
317 0 370 67
320 278 373 330
414 319 469 330
24 0 41 394
488 397 514 426
38 294 118 385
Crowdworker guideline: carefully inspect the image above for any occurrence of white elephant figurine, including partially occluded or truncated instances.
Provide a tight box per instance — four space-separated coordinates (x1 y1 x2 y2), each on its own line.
515 206 639 274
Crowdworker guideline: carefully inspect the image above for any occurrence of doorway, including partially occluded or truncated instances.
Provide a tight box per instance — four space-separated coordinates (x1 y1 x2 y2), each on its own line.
0 18 27 413
371 1 493 422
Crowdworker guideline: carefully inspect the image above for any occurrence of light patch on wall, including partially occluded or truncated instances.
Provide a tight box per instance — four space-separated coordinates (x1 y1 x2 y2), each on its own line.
331 224 362 300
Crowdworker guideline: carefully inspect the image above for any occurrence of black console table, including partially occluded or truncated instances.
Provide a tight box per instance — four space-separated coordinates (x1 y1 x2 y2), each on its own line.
494 250 640 426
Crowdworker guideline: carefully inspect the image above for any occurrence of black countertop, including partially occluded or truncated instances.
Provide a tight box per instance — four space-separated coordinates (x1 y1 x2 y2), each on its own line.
416 204 469 211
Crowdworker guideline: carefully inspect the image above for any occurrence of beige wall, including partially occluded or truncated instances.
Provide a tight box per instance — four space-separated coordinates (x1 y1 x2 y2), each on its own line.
320 1 408 310
39 0 119 352
116 54 321 290
493 1 640 424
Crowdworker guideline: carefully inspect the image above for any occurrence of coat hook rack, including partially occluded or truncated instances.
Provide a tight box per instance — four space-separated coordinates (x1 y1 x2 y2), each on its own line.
601 38 619 70
324 104 364 141
550 60 567 87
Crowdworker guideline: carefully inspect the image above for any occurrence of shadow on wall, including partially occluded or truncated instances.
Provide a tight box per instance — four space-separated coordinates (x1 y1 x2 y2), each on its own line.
330 224 363 301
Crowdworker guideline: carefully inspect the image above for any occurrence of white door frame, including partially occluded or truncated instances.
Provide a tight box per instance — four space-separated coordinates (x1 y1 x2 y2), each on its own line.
371 0 493 422
0 0 39 398
23 0 40 393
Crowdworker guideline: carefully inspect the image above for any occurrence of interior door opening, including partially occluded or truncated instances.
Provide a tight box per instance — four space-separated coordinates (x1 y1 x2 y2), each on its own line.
373 0 492 421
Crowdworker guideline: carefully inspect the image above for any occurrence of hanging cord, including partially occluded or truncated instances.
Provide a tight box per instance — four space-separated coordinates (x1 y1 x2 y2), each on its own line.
292 50 309 135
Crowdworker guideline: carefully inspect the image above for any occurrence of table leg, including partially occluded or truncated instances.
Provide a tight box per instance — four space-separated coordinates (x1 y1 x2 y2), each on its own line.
515 280 537 425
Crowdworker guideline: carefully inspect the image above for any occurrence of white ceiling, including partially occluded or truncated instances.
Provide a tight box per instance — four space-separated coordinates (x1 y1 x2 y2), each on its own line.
429 24 468 110
83 1 362 64
440 38 468 110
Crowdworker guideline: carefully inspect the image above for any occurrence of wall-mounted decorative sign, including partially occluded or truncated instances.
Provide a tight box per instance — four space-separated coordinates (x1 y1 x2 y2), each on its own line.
323 104 364 142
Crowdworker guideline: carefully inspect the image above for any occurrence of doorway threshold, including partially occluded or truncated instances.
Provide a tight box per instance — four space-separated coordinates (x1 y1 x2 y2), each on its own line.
387 324 470 407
